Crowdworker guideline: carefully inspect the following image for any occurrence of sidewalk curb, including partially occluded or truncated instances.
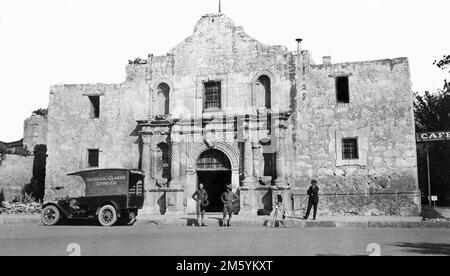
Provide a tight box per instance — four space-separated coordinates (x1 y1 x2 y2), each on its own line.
1 215 450 229
134 216 450 229
0 216 41 225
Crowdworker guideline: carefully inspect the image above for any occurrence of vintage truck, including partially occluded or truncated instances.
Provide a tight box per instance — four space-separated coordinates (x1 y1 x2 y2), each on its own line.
41 169 145 227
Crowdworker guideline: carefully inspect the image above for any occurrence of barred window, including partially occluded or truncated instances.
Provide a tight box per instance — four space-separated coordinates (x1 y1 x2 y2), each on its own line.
342 138 358 160
204 81 221 111
88 149 99 168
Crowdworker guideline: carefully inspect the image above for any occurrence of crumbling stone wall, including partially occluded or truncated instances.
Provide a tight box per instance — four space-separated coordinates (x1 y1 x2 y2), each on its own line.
45 13 420 216
0 154 34 201
45 14 295 200
45 83 148 200
290 58 420 216
126 13 294 118
23 115 47 152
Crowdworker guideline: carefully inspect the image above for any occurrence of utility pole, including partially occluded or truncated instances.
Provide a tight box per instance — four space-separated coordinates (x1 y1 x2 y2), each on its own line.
426 145 432 206
219 0 222 13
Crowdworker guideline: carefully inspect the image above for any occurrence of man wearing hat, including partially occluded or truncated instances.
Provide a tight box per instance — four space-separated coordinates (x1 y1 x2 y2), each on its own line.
192 183 208 226
221 184 240 227
304 179 319 220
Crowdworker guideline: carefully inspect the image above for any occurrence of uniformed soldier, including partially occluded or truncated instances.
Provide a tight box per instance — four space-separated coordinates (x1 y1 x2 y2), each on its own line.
304 180 319 220
192 183 208 226
221 184 239 227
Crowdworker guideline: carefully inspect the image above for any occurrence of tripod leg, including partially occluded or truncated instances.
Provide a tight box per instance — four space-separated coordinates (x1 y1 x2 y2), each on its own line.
271 209 277 228
282 202 295 227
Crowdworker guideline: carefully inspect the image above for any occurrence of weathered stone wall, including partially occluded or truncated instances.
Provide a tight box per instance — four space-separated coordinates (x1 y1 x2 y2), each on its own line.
45 13 420 216
0 154 34 201
290 58 420 216
45 83 148 200
127 13 294 119
23 115 47 152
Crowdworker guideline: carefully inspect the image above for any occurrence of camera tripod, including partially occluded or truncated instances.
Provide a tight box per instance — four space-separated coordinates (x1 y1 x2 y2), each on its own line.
269 199 296 228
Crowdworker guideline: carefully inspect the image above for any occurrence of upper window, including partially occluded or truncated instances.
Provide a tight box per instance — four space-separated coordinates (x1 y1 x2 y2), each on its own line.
88 149 99 168
263 152 276 177
257 75 271 110
156 83 170 115
335 76 349 103
89 96 100 118
342 138 358 160
204 81 221 111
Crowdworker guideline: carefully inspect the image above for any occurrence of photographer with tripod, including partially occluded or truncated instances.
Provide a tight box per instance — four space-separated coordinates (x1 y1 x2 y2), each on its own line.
303 180 319 220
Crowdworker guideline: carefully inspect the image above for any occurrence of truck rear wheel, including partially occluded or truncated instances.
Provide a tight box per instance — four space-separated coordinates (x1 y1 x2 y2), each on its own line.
41 205 61 226
98 205 117 227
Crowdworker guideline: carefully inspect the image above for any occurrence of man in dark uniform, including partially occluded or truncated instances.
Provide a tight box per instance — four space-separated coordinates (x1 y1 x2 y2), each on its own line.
304 180 319 220
221 184 239 227
192 183 208 226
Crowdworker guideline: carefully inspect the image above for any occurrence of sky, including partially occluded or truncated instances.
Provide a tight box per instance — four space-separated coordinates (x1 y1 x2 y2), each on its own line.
0 0 449 142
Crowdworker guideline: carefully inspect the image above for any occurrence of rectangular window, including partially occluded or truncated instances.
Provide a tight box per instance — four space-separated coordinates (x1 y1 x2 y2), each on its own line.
263 152 276 177
204 81 221 111
88 149 99 168
342 138 358 160
89 96 100 118
336 76 349 103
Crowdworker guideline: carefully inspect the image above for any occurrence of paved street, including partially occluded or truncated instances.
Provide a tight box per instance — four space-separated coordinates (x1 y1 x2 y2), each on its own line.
0 223 449 256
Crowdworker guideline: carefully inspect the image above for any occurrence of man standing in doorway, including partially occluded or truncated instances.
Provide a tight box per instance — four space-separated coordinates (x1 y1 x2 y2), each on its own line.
304 180 319 220
192 183 209 226
221 184 240 227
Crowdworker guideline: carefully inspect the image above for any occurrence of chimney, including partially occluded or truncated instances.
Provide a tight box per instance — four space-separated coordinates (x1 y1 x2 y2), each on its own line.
295 38 303 53
323 56 332 65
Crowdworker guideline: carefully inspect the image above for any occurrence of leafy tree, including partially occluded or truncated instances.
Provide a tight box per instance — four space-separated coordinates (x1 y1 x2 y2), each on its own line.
32 108 48 118
0 143 7 155
414 55 450 206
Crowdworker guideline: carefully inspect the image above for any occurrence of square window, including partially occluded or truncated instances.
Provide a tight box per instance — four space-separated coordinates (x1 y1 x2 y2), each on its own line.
89 96 100 118
88 149 99 168
204 81 221 111
336 76 349 103
342 138 358 160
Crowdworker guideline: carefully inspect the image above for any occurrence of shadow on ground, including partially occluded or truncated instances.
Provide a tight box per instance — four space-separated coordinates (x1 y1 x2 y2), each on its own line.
315 254 366 256
391 242 450 255
45 219 137 227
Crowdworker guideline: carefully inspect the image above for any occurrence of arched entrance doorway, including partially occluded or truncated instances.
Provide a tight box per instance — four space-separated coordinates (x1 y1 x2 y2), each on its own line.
196 149 232 212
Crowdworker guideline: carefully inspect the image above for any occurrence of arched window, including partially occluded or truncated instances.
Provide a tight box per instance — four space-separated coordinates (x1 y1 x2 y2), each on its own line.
156 142 170 180
197 149 231 171
156 83 170 115
256 75 271 110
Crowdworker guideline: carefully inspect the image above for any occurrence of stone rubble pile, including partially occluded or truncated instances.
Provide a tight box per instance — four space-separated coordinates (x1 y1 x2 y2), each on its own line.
0 202 42 215
424 217 450 223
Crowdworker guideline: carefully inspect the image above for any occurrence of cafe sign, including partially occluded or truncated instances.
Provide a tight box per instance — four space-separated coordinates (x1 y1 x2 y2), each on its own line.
416 131 450 142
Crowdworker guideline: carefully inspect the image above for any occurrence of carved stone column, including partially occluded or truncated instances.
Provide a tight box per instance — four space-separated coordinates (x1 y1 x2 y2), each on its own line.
242 140 256 187
141 139 152 190
274 138 288 187
169 142 180 187
252 143 262 179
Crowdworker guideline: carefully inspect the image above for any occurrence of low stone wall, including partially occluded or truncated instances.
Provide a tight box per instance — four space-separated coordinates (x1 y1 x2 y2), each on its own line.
0 154 34 201
292 192 421 216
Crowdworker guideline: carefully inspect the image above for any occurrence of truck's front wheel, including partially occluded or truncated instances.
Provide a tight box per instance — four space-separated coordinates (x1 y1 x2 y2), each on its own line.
41 205 61 226
98 205 117 227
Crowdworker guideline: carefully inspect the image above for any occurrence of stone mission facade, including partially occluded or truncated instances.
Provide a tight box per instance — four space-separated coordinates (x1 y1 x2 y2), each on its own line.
45 13 420 216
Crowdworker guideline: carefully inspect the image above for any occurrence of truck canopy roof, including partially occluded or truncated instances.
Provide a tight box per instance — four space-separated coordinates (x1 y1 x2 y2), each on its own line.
68 168 144 177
